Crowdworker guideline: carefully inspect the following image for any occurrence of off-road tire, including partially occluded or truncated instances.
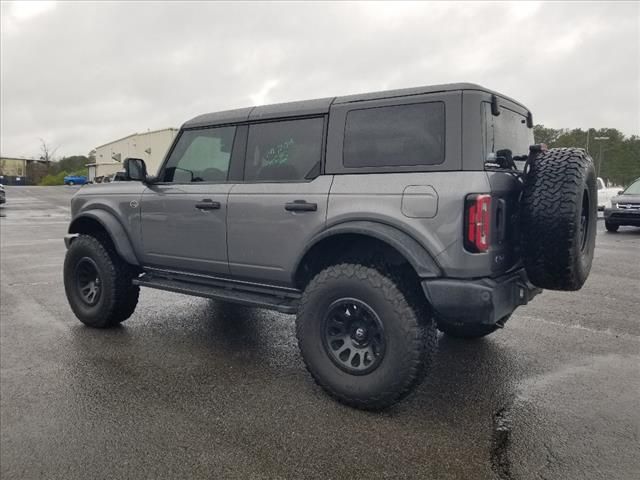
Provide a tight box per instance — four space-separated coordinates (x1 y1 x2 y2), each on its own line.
296 263 436 410
64 234 139 328
605 221 619 233
521 148 597 291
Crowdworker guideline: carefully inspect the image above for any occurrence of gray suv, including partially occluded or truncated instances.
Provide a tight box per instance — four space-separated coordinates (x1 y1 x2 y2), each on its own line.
64 83 597 409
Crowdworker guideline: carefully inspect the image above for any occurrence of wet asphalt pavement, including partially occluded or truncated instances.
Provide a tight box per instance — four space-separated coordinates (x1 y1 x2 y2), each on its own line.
1 186 638 480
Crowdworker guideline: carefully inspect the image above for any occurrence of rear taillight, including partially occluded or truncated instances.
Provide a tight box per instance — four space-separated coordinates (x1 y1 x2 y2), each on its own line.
465 194 491 253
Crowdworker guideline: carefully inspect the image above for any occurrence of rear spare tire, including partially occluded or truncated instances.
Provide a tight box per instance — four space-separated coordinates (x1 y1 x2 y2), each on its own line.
521 148 597 291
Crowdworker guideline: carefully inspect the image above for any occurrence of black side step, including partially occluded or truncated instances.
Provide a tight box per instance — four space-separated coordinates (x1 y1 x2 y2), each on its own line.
133 276 300 314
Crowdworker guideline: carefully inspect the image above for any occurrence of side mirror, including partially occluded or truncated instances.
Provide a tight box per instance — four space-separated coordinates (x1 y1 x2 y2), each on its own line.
124 158 147 182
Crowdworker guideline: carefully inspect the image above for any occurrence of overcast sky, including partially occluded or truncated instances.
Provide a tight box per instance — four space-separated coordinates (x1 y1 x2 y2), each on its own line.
1 1 638 159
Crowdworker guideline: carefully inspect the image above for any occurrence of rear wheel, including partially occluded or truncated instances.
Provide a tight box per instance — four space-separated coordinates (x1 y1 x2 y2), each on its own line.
68 181 74 185
64 234 139 328
521 148 597 291
605 221 619 233
296 263 436 410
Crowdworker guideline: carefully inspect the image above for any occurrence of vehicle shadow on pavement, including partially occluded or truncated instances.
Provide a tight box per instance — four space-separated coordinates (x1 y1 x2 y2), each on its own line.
400 333 525 416
607 227 640 235
60 301 528 479
64 294 528 423
199 299 528 422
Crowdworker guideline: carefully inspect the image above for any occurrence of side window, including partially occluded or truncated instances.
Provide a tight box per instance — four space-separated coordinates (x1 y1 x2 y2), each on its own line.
343 102 445 168
244 117 324 182
162 126 236 183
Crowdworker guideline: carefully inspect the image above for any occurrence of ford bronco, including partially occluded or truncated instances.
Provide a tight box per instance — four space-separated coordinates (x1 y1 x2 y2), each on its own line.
64 83 597 409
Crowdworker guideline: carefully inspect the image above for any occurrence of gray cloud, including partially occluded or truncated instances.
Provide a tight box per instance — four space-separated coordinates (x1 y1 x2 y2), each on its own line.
1 1 638 158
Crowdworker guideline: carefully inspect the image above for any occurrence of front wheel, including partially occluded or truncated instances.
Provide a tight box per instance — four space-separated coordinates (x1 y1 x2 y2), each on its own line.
64 234 139 328
296 263 436 410
68 181 74 185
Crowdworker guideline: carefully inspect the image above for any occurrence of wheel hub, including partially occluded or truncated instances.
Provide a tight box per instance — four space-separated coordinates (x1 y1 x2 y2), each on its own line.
76 257 102 306
353 327 367 342
322 298 386 375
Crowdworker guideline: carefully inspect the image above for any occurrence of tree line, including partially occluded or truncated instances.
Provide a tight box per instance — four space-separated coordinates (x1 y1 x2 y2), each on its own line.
534 126 639 187
37 155 91 185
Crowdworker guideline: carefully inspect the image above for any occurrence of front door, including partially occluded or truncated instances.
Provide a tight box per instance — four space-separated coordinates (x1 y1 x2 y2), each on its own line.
140 125 238 275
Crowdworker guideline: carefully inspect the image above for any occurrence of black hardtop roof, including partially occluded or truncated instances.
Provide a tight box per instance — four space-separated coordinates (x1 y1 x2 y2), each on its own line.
183 83 526 128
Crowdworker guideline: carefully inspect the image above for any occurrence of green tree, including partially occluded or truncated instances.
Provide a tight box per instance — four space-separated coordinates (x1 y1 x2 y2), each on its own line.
534 126 640 187
50 155 89 175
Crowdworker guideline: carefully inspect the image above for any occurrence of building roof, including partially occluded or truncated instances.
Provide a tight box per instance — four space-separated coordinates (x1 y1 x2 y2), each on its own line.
94 127 178 150
183 83 528 128
85 162 121 167
0 156 48 163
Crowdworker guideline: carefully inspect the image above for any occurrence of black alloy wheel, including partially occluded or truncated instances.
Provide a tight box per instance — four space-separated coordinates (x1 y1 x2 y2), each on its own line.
75 257 102 305
322 298 386 375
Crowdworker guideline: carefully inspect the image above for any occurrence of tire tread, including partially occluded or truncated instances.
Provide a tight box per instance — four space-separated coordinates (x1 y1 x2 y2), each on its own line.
296 263 436 410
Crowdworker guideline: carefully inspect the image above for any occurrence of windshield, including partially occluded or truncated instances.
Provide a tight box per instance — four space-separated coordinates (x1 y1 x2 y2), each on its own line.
482 102 534 169
623 179 640 194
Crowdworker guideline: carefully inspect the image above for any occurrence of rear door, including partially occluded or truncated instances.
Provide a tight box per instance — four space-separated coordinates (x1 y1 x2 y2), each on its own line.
140 125 240 275
227 116 331 286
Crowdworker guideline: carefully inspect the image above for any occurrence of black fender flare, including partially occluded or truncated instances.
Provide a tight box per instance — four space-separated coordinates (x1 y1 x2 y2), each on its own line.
68 210 140 266
295 221 441 280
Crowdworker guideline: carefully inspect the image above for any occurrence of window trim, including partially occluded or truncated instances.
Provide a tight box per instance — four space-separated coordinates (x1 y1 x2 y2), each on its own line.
342 101 446 170
155 124 240 185
238 114 327 184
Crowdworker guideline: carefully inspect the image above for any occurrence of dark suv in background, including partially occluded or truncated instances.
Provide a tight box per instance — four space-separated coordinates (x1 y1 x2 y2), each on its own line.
605 177 640 232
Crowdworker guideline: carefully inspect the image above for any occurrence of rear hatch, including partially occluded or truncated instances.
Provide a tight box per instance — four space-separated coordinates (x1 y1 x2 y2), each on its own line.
481 99 534 275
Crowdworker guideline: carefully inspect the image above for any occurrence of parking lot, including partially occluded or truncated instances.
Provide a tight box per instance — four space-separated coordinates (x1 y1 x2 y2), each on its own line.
1 185 638 479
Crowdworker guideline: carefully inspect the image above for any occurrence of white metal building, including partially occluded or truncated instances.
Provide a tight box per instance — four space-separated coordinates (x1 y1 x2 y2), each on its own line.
89 128 178 180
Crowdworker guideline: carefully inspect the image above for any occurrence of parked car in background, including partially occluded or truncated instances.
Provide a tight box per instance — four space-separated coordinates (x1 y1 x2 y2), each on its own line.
0 183 5 204
63 175 88 186
597 177 619 210
604 178 640 232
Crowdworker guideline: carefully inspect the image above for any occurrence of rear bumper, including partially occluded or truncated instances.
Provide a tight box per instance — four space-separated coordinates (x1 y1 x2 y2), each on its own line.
604 208 640 226
422 268 541 326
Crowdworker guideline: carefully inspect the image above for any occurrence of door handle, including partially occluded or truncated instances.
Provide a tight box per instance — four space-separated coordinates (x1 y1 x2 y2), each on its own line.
195 199 221 210
285 200 318 212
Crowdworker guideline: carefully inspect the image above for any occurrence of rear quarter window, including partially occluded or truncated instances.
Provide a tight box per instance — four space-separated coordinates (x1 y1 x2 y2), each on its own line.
343 102 445 168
